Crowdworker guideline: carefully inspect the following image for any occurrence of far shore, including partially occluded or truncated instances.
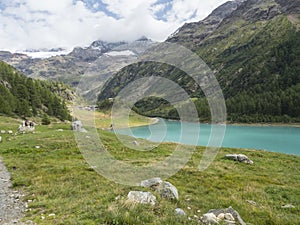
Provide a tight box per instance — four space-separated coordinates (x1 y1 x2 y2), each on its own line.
148 117 300 128
226 122 300 128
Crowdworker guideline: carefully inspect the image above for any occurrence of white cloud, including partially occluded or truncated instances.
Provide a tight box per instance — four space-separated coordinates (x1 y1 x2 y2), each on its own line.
0 0 229 52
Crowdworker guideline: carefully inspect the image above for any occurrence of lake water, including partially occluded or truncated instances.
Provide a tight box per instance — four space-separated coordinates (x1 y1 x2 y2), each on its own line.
116 119 300 156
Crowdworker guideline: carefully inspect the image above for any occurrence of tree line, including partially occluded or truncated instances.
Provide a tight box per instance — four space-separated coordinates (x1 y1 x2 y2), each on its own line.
0 61 71 121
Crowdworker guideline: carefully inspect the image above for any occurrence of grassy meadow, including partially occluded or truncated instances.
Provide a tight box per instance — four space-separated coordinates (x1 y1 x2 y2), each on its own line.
0 114 299 225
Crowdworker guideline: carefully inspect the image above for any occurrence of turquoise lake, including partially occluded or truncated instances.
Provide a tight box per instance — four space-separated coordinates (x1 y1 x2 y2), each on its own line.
116 119 300 156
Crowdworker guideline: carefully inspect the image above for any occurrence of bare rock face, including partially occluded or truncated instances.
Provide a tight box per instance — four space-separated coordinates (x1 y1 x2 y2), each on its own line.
167 0 244 48
275 0 300 14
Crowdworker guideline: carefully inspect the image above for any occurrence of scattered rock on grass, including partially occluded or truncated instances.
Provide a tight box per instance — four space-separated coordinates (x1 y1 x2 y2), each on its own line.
127 191 156 206
158 181 178 200
201 213 218 224
246 200 257 206
281 204 295 209
133 140 139 146
175 208 186 216
225 154 254 164
141 177 162 188
141 178 178 200
201 206 246 225
0 136 2 142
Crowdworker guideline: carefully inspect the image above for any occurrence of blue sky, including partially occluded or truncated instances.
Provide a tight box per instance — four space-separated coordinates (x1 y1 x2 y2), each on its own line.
0 0 229 51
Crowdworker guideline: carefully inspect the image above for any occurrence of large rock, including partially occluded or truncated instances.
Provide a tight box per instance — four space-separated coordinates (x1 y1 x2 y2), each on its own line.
141 178 179 200
141 177 162 188
127 191 156 206
157 181 179 200
225 154 253 164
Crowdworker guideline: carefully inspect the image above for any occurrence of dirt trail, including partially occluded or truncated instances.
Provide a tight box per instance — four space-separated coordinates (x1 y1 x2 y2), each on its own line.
0 157 25 225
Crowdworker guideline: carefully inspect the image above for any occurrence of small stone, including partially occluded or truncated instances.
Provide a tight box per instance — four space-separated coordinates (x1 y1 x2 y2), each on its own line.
217 213 225 220
187 206 191 210
35 146 41 149
1 130 5 134
225 154 254 164
133 140 139 146
193 215 199 219
246 200 257 206
57 129 64 132
8 130 13 134
197 209 201 213
175 208 186 216
224 213 235 221
41 216 45 220
48 213 56 217
281 204 295 209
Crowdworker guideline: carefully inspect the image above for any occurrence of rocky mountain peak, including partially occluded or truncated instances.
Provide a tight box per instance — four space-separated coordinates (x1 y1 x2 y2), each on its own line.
167 0 244 47
227 0 282 23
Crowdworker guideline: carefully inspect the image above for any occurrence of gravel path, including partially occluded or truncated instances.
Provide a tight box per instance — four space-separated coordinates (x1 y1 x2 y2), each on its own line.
0 157 26 225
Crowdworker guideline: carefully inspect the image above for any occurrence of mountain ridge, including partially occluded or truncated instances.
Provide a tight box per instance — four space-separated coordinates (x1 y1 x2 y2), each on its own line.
0 38 156 101
98 0 300 123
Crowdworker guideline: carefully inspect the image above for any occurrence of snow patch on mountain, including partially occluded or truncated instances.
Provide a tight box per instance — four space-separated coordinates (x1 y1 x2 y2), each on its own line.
105 50 136 57
18 49 72 59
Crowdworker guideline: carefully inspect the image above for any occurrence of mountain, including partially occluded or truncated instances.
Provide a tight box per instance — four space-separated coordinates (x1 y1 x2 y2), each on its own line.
0 61 72 120
0 38 156 101
167 0 245 49
98 0 300 123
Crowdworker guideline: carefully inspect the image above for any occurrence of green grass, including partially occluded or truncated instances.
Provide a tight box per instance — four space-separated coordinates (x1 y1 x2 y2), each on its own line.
0 115 299 224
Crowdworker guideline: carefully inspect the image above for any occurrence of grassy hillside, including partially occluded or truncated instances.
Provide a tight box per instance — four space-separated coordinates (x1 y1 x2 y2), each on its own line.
0 115 299 224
